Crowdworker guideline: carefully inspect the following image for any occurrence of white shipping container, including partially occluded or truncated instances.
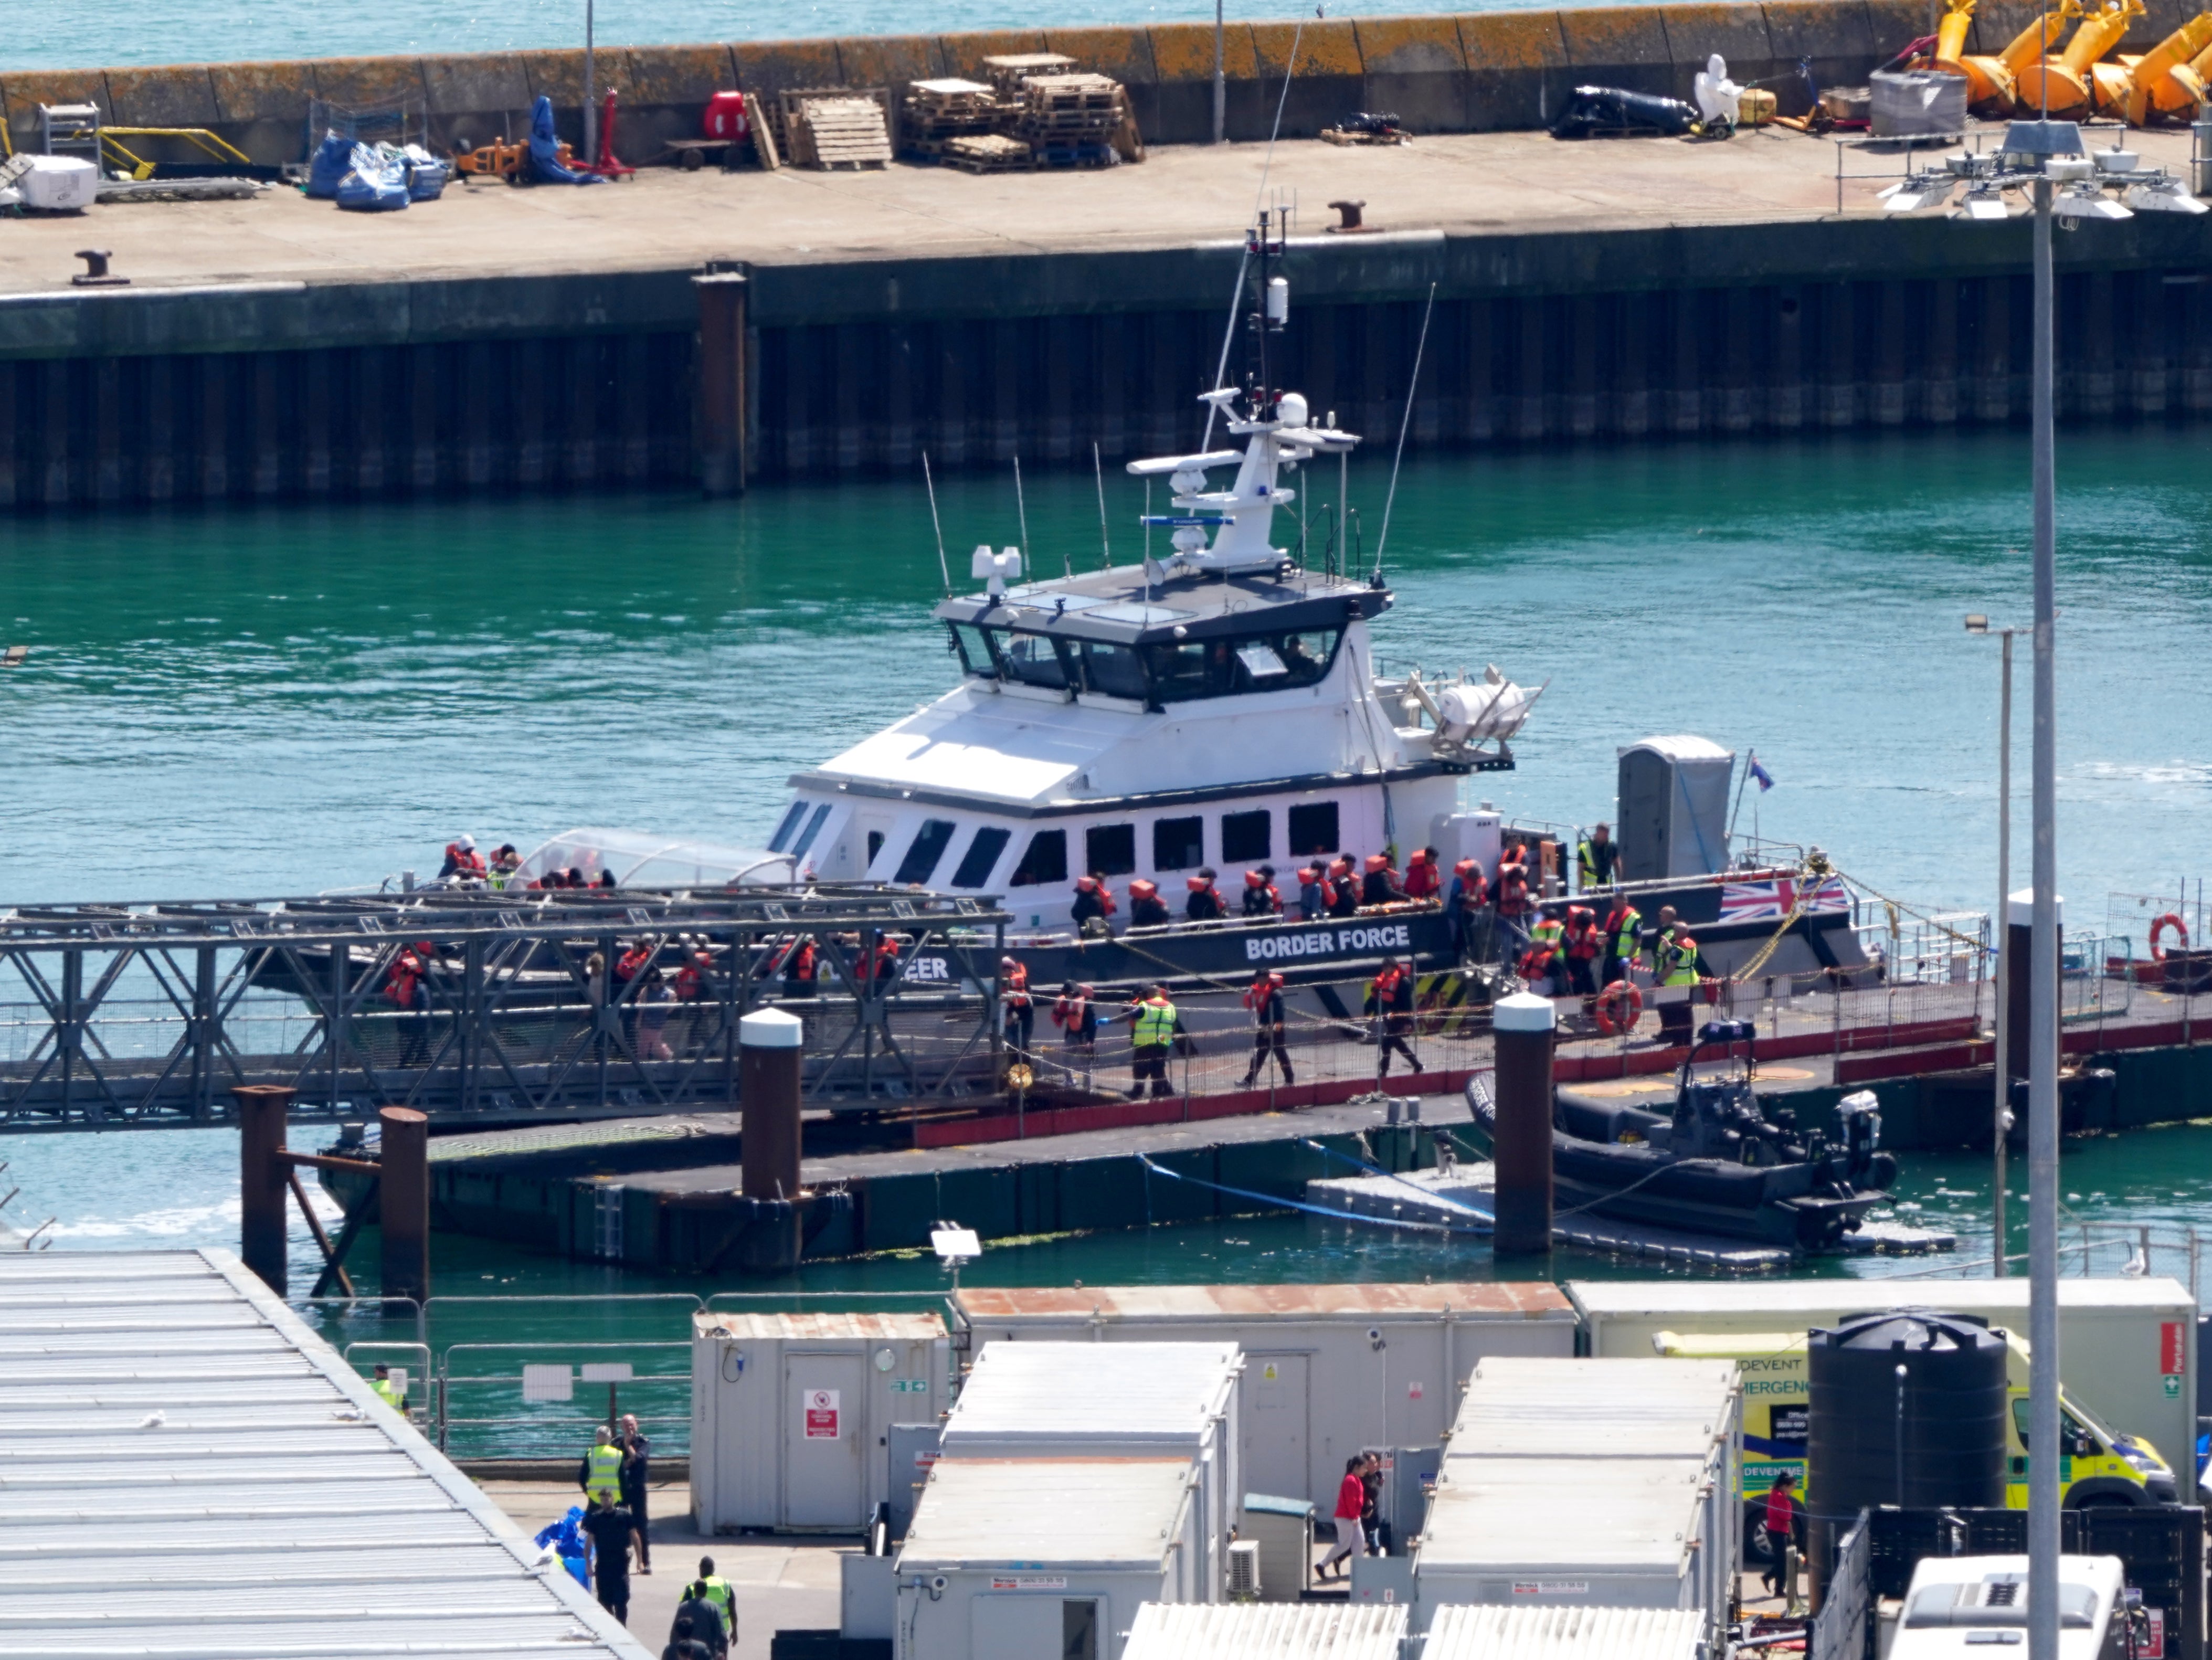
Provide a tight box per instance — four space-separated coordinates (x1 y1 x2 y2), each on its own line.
1415 1458 1720 1635
955 1283 1578 1512
1566 1277 2198 1472
1422 1603 1706 1660
691 1312 949 1534
895 1457 1204 1660
944 1341 1241 1602
1121 1601 1407 1660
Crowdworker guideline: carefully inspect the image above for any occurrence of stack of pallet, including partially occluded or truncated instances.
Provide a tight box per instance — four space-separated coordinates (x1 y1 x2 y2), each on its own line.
979 54 1078 101
1012 73 1127 168
944 133 1033 174
779 87 893 170
902 78 997 160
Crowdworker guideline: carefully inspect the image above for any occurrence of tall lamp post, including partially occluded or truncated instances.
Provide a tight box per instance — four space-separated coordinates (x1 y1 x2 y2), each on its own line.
1964 614 2021 1276
1213 0 1227 144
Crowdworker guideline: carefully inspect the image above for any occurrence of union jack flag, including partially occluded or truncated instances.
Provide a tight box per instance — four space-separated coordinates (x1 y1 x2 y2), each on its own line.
1719 875 1851 924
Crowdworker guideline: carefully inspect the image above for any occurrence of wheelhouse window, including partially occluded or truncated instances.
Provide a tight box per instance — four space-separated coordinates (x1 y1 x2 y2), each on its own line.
767 801 807 853
1143 627 1343 703
1075 640 1148 701
947 622 998 679
949 826 1011 889
893 819 957 885
1221 809 1271 862
1009 829 1067 887
1086 823 1137 877
1287 801 1339 856
986 629 1071 690
788 803 832 860
1152 816 1203 871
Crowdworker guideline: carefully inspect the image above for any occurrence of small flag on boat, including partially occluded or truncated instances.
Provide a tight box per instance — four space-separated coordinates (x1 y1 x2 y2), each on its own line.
1747 752 1775 792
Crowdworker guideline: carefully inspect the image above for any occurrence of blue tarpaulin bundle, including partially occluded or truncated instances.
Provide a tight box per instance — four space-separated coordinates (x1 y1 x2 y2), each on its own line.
306 131 355 199
335 142 410 211
527 94 603 184
533 1505 590 1588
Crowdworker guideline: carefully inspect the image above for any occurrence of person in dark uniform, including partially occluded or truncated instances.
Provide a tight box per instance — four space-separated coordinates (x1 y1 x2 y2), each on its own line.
1241 866 1282 917
1185 868 1226 922
581 1495 639 1624
1237 968 1294 1089
618 1412 652 1576
1326 858 1361 919
1128 880 1172 928
1361 854 1408 906
1366 958 1422 1075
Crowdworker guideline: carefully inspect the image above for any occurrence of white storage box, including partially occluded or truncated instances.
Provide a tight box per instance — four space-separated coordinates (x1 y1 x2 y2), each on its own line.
956 1283 1576 1513
690 1311 949 1533
945 1340 1241 1601
19 156 98 213
894 1456 1203 1660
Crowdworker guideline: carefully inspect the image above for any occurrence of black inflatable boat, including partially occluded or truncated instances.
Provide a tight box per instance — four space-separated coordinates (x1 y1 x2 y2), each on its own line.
1465 1019 1899 1252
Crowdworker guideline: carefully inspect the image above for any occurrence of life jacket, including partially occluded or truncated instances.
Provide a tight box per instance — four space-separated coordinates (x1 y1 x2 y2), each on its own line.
1664 936 1701 987
1186 875 1225 920
1133 996 1178 1047
1241 871 1281 915
1453 859 1489 910
615 945 652 984
1001 960 1031 1010
1403 854 1440 900
1565 907 1601 960
1052 987 1094 1031
1326 860 1360 917
1528 916 1565 965
1367 965 1412 1014
1243 972 1286 1023
1497 870 1531 918
1129 880 1169 928
674 954 709 1001
385 950 424 1010
784 938 817 981
1607 905 1644 960
1361 858 1405 906
865 938 901 982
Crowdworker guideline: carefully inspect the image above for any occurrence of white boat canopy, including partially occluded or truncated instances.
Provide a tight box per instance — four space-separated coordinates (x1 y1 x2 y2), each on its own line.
517 827 798 889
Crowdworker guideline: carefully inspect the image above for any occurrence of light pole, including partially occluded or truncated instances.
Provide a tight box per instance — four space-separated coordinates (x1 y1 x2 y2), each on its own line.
583 0 598 165
1964 614 2020 1276
1213 0 1226 144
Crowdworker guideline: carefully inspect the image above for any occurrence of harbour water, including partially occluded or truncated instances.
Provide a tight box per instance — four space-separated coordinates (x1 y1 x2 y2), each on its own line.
5 424 2212 1301
14 0 1585 73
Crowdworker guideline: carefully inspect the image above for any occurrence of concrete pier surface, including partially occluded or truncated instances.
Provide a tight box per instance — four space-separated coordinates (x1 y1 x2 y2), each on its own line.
0 123 2200 297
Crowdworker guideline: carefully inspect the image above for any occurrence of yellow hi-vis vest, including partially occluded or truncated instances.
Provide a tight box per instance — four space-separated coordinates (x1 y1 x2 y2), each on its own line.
372 1378 403 1410
1663 940 1701 987
1611 908 1643 961
1528 918 1564 964
1134 999 1177 1048
700 1576 737 1632
586 1443 624 1502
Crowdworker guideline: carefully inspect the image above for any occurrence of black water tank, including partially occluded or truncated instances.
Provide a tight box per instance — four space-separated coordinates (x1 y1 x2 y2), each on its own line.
1807 1310 2008 1518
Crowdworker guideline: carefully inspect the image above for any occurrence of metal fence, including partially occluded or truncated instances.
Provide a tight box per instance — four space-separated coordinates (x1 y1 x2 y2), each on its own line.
1889 1220 2206 1303
0 885 1007 1130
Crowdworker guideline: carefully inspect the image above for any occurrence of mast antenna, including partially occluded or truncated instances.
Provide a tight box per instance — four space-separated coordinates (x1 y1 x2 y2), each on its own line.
1372 281 1436 584
1093 442 1113 570
923 451 950 598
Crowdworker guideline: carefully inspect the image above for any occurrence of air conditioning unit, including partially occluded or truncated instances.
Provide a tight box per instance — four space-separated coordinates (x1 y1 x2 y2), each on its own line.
1226 1538 1261 1602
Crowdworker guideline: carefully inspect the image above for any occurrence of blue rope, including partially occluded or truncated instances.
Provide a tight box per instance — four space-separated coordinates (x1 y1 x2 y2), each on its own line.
1134 1152 1494 1239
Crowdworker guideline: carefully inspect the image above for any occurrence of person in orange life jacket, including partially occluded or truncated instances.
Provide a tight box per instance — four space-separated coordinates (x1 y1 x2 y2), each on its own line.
1128 879 1172 929
999 956 1034 1058
1241 866 1282 917
1237 968 1294 1089
1403 847 1442 901
1494 859 1533 957
1326 858 1361 919
1447 858 1490 961
1296 865 1327 921
1185 868 1226 922
673 943 711 1003
1563 904 1604 1003
859 935 902 988
1361 853 1408 907
1051 981 1097 1054
1070 874 1116 932
780 936 817 993
1365 957 1422 1075
439 834 486 882
387 943 433 1066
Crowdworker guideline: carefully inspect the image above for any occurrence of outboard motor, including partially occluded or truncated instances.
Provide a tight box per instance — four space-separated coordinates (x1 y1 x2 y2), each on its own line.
1835 1088 1896 1189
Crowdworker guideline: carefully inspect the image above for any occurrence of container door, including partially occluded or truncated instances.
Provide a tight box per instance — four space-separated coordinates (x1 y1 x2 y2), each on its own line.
969 1595 1099 1660
785 1351 865 1528
1244 1353 1310 1508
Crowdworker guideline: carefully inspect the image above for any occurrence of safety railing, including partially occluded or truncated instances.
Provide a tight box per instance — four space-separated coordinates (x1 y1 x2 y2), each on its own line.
436 1339 692 1459
1889 1220 2204 1304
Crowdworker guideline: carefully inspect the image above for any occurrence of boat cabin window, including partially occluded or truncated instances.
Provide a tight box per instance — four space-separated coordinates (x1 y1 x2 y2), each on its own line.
767 801 808 853
1086 823 1137 877
1009 829 1067 887
950 826 1011 889
866 830 885 867
989 629 1072 690
1152 816 1203 871
947 622 998 680
788 803 832 860
1221 809 1270 862
893 819 957 885
1075 640 1148 702
1145 627 1343 703
1287 801 1339 857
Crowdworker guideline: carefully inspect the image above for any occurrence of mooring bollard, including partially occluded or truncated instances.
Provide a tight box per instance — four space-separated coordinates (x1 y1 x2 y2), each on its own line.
234 1084 298 1293
378 1106 430 1310
1491 991 1556 1256
739 1008 805 1272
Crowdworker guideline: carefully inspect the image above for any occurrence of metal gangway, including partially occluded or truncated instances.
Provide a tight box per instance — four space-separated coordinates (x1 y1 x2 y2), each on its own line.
0 884 1009 1132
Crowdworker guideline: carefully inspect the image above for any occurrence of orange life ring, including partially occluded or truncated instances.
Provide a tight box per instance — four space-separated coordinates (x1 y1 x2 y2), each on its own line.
2151 912 2188 961
1595 979 1643 1035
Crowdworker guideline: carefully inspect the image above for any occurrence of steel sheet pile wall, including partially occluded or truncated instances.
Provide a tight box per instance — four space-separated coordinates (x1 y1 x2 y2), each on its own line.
1416 1358 1741 1642
0 1247 653 1660
954 1283 1577 1514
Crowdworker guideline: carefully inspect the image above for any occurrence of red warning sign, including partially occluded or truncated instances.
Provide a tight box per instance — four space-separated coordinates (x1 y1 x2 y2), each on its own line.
803 1388 841 1440
2161 1321 2186 1378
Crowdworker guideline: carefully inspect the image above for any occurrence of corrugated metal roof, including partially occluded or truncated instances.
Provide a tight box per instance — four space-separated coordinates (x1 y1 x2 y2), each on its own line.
897 1457 1194 1569
1566 1277 2190 1315
958 1283 1573 1320
1417 1460 1706 1572
1122 1602 1407 1660
942 1341 1239 1446
693 1310 946 1340
1423 1605 1705 1660
0 1248 653 1660
1447 1358 1737 1457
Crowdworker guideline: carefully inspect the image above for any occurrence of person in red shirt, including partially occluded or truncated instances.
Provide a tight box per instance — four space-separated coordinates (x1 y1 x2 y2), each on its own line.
1402 847 1441 901
1319 1454 1369 1581
1761 1471 1802 1596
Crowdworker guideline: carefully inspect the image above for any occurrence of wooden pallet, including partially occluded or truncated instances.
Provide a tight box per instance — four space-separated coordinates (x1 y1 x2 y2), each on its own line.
1023 73 1121 112
980 53 1077 98
1318 125 1410 146
908 77 996 117
778 87 893 169
944 133 1033 173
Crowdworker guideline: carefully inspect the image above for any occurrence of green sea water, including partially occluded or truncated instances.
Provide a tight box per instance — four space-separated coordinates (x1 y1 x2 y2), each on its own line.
5 424 2212 1328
